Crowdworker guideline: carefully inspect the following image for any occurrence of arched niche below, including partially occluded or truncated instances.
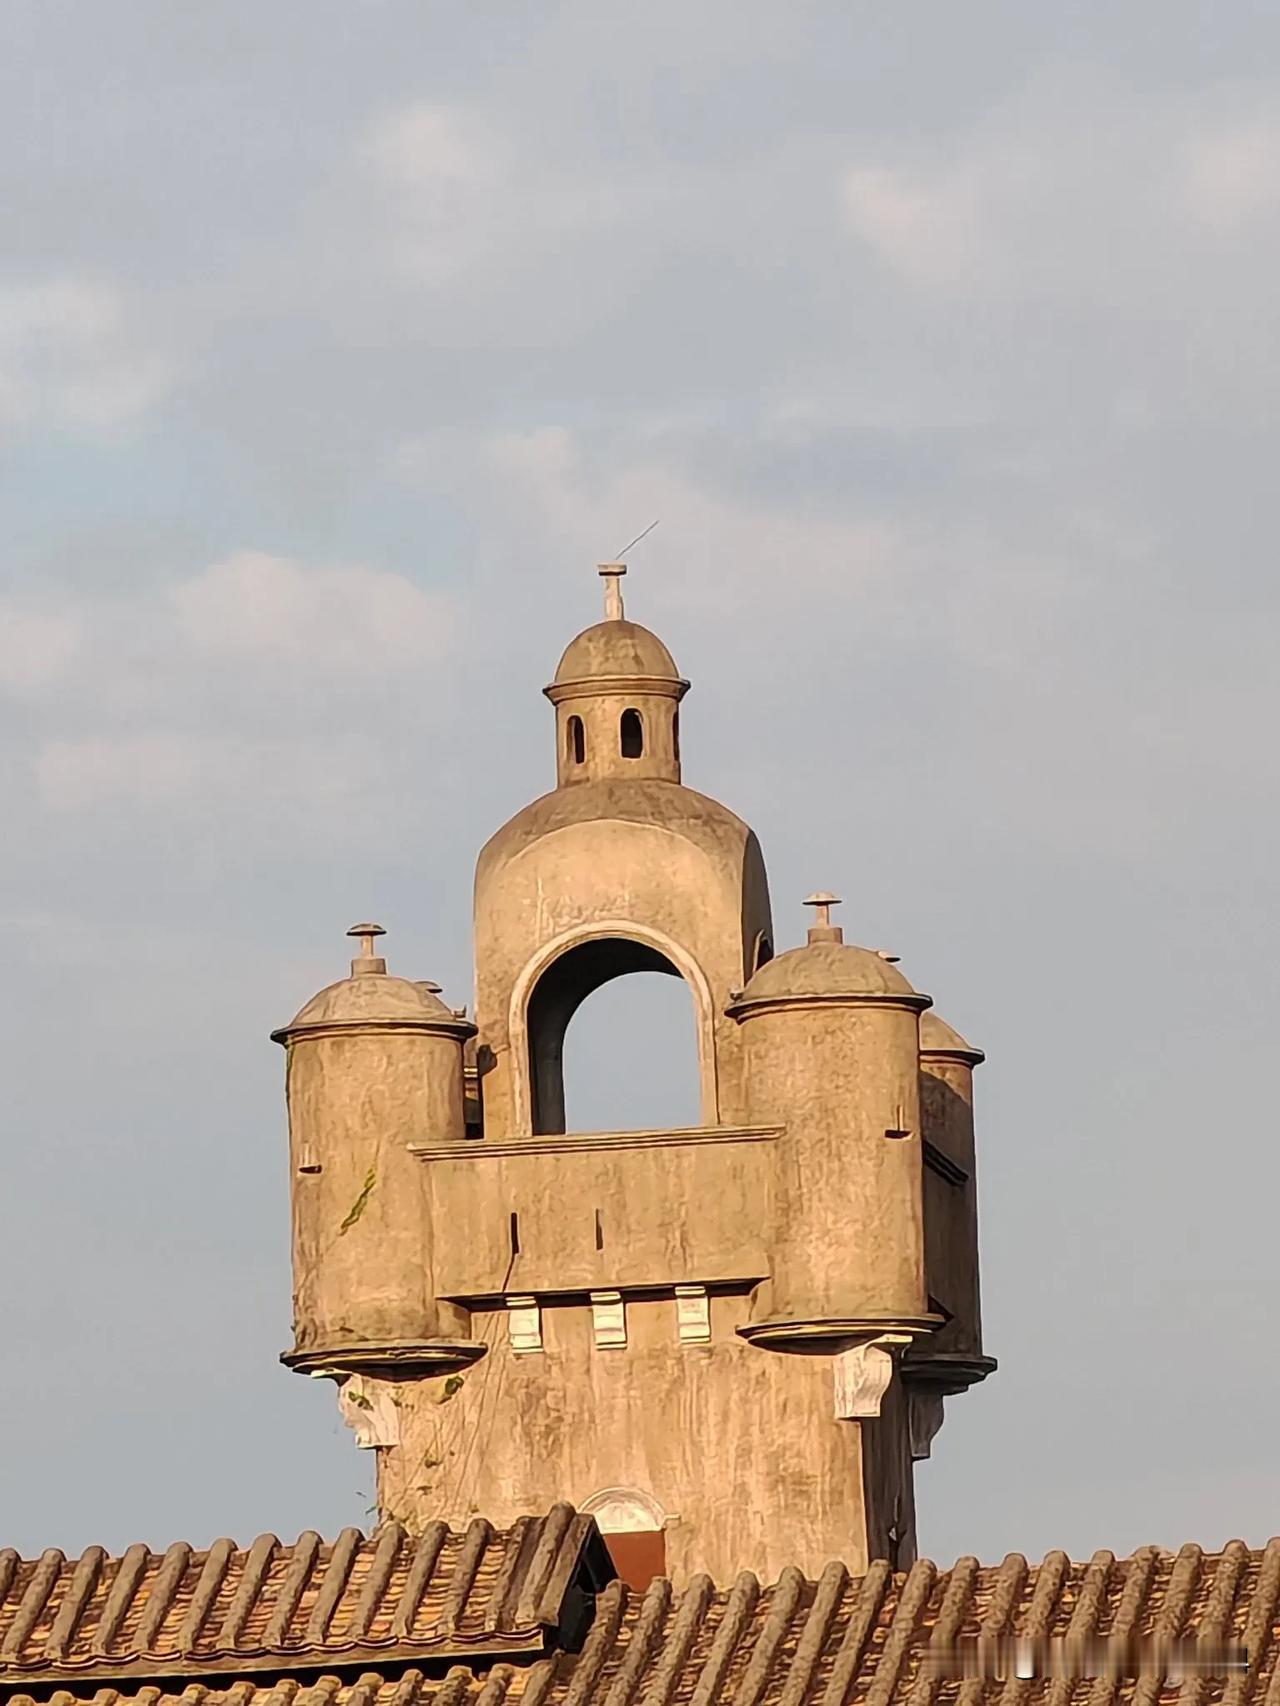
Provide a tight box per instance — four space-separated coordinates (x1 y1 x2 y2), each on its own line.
580 1487 668 1590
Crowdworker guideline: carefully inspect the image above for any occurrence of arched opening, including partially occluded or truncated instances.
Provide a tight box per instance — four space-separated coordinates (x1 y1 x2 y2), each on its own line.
752 931 774 973
580 1488 667 1591
567 715 585 765
620 708 644 759
527 937 702 1134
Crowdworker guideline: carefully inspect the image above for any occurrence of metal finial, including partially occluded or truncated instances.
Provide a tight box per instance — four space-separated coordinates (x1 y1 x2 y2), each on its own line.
803 891 843 946
803 892 841 928
598 563 626 620
347 922 387 976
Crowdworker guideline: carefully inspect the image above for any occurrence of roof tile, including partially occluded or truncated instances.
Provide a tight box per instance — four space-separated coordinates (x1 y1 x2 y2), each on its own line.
2 1527 1276 1706
0 1509 602 1688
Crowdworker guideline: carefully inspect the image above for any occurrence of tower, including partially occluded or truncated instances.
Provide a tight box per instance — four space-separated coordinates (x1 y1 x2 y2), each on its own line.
276 566 994 1585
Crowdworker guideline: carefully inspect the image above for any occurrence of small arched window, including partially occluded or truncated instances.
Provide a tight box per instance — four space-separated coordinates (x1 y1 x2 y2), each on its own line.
567 715 585 765
672 709 680 765
620 708 644 759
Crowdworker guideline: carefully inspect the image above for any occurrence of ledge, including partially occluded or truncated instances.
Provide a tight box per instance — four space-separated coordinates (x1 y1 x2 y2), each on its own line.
412 1123 783 1161
901 1350 998 1393
281 1338 487 1377
738 1312 944 1350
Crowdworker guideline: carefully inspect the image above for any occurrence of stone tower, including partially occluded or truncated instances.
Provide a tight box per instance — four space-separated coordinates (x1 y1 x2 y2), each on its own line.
274 566 994 1587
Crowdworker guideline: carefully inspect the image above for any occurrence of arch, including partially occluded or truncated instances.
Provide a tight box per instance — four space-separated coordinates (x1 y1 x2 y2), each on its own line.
508 920 720 1135
567 714 585 765
580 1485 666 1532
620 708 644 758
752 930 774 973
580 1486 667 1591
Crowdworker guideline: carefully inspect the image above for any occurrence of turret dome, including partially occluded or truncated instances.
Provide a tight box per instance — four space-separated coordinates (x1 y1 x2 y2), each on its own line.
919 1010 985 1064
740 939 921 1003
272 924 472 1042
729 895 929 1011
552 618 682 686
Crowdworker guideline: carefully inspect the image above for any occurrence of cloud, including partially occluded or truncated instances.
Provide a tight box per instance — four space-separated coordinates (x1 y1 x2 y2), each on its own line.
4 552 453 839
0 603 83 697
843 163 996 290
170 551 452 674
1184 117 1280 229
364 103 502 191
0 277 175 439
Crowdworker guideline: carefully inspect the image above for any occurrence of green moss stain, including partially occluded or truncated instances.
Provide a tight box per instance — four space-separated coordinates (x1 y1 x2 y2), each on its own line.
339 1167 377 1234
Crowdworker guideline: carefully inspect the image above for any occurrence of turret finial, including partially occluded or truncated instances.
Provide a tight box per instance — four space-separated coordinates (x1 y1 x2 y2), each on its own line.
347 921 388 977
803 892 844 945
598 563 626 620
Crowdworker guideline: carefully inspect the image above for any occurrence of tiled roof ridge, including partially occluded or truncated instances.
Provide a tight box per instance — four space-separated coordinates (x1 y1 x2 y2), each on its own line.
0 1506 604 1682
2 1529 1278 1706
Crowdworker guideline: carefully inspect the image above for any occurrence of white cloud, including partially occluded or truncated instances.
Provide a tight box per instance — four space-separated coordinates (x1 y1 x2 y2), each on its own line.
0 603 83 696
843 163 996 289
34 730 377 814
5 552 453 832
364 103 503 190
484 423 912 615
1185 118 1280 229
0 277 175 438
170 551 452 674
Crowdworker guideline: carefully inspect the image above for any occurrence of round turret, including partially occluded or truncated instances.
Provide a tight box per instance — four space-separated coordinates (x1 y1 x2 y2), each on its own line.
544 564 690 787
919 1009 985 1065
910 1005 992 1394
273 925 481 1377
730 897 936 1348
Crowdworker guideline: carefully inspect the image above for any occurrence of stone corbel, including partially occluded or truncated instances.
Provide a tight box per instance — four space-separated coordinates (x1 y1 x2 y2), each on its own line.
507 1295 543 1354
832 1333 912 1420
335 1372 401 1448
675 1284 711 1343
591 1290 627 1349
908 1389 946 1459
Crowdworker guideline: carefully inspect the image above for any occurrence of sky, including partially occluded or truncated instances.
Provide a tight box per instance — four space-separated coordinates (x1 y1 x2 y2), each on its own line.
1 1 1278 1568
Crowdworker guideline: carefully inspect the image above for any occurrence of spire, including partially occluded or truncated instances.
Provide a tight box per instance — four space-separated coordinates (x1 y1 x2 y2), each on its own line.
347 921 387 976
803 892 844 945
598 562 626 621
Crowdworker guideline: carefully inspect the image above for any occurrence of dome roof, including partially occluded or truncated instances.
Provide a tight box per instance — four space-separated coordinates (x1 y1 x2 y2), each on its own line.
552 619 682 686
735 939 926 1005
920 1010 985 1063
280 973 458 1035
272 925 472 1042
476 777 756 880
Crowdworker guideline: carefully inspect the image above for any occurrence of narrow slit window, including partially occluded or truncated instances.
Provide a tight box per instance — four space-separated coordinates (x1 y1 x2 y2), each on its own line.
672 709 680 765
621 709 644 759
568 715 585 765
510 1210 521 1256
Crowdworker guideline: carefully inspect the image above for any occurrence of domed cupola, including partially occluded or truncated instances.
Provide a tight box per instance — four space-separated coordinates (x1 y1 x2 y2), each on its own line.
544 564 690 786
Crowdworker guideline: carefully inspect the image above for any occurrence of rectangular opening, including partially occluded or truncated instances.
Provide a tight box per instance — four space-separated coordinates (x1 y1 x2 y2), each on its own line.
509 1210 520 1257
594 1208 604 1250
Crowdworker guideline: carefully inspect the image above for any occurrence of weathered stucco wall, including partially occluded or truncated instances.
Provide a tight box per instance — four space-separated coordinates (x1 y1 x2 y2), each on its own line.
375 1291 906 1586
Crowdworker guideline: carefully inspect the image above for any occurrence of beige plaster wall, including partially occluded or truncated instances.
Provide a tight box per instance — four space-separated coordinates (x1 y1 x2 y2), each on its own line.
376 1291 908 1585
423 1129 776 1299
